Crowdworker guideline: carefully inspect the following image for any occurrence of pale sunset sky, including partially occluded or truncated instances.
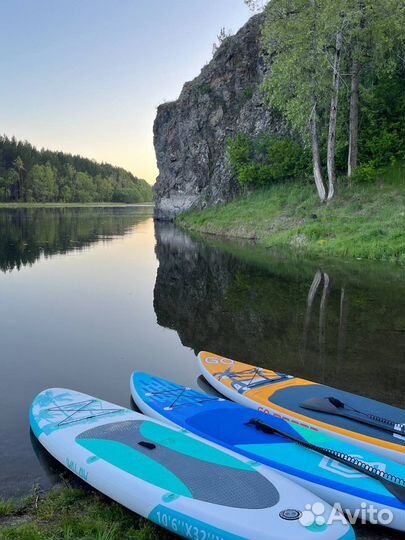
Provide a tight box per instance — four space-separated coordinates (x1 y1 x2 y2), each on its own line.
0 1 253 184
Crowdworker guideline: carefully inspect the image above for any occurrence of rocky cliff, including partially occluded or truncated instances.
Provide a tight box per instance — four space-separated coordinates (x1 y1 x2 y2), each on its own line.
153 13 285 220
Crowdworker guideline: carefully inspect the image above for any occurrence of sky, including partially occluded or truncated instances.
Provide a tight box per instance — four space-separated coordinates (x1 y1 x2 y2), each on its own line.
0 0 253 184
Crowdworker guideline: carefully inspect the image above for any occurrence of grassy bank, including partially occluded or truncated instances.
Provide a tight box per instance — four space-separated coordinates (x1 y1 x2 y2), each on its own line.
0 202 153 208
0 487 400 540
0 486 172 540
178 173 405 263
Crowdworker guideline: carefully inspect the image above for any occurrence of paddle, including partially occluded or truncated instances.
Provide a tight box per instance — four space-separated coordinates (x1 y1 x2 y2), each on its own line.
300 397 405 438
245 417 405 505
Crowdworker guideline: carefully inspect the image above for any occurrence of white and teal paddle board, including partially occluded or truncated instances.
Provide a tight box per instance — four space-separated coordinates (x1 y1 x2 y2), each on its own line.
30 388 354 540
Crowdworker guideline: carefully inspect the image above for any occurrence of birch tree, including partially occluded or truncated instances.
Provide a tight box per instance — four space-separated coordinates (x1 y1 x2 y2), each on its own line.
261 0 404 200
262 0 331 201
319 0 348 199
344 0 405 177
326 28 343 200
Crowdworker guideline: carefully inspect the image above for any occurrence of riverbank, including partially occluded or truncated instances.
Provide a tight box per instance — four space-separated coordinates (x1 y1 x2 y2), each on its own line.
0 485 172 540
0 486 401 540
0 202 153 208
178 173 405 263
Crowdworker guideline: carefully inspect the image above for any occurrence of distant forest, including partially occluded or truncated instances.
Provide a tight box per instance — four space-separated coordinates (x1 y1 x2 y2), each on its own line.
0 136 153 203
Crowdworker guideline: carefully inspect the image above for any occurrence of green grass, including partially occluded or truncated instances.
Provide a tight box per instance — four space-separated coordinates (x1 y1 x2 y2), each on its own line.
0 501 17 518
0 202 153 208
0 487 173 540
178 168 405 263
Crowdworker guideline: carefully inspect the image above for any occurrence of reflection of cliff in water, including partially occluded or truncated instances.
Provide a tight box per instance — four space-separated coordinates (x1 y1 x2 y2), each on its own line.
154 223 405 407
0 207 151 272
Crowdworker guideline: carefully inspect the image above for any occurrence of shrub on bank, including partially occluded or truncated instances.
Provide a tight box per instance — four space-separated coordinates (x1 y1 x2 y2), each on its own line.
227 133 310 187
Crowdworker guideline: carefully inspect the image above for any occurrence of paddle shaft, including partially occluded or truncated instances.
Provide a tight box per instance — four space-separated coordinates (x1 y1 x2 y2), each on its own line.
246 418 405 505
301 397 405 437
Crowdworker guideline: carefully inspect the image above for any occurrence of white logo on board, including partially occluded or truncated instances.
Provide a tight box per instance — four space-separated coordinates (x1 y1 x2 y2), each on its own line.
205 357 235 365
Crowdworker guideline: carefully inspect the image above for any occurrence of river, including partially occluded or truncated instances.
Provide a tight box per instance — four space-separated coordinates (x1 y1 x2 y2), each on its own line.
0 206 403 539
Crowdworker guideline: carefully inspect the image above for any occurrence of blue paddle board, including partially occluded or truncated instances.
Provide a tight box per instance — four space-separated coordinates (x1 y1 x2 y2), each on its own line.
131 372 405 532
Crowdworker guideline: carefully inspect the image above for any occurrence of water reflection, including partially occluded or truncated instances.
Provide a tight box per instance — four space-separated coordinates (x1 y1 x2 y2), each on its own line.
154 223 405 408
0 206 152 272
0 206 159 497
301 271 350 371
30 429 70 490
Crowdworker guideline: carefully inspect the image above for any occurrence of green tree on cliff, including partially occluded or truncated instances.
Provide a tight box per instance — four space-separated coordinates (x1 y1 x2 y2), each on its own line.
343 0 404 177
260 0 405 201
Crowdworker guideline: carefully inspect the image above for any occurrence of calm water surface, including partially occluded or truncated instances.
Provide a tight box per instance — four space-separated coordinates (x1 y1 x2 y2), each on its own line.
0 207 403 539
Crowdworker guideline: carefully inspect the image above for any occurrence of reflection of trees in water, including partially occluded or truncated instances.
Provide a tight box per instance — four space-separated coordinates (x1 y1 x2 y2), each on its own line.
301 271 349 374
153 223 405 407
302 270 331 370
301 270 323 365
0 207 150 272
337 287 348 364
319 272 330 363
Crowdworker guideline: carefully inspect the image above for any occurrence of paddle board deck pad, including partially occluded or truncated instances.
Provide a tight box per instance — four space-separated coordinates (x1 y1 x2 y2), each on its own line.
30 388 354 540
198 352 405 466
131 373 405 532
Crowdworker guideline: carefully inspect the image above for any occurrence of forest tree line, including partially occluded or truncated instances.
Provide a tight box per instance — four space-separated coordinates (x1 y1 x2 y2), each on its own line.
241 0 404 201
0 136 153 203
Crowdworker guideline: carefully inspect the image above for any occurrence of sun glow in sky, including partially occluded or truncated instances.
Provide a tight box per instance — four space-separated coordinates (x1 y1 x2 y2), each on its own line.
0 0 252 184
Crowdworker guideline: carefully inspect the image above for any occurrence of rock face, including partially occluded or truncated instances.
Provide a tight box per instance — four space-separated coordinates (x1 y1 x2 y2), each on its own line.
153 13 285 220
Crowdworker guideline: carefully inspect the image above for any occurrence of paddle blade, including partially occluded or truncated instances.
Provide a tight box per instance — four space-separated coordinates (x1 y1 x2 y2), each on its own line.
382 479 405 506
300 397 342 414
